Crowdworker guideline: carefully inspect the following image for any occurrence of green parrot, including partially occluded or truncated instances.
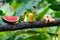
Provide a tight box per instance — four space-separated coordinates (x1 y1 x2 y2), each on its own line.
19 13 25 23
19 10 29 23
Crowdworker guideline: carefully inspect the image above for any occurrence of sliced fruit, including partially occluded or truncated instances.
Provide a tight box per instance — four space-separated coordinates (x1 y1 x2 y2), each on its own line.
2 16 19 22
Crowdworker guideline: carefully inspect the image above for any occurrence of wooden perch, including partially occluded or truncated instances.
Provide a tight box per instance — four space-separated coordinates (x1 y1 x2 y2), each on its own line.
0 19 60 31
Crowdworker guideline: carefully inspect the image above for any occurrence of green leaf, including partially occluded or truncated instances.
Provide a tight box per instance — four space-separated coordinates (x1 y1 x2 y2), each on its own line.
48 27 58 34
15 0 41 17
47 0 56 3
54 11 60 18
0 10 4 16
26 33 50 40
0 17 6 25
0 31 15 40
0 3 10 14
6 0 13 5
39 4 50 19
15 0 31 3
49 3 60 11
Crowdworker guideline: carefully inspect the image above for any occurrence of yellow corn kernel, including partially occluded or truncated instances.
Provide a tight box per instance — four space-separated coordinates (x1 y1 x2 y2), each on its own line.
28 13 34 22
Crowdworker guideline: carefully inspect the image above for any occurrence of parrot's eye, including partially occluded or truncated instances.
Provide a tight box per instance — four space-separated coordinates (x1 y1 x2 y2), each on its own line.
24 11 27 14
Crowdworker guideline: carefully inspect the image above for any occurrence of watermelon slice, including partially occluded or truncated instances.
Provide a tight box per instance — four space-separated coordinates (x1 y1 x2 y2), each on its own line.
2 16 19 22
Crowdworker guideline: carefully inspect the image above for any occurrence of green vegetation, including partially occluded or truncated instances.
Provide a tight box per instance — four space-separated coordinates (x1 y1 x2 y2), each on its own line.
0 0 60 40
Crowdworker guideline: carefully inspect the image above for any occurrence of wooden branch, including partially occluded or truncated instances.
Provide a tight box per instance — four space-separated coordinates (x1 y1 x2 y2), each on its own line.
0 19 60 31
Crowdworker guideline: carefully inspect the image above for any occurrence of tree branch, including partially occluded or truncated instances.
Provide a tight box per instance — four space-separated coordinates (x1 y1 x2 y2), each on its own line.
0 19 60 31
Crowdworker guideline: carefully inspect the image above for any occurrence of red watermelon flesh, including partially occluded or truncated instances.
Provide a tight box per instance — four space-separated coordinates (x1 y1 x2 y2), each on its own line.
2 16 19 22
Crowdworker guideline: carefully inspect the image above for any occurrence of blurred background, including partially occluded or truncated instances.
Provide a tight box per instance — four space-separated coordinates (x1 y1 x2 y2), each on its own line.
0 0 60 40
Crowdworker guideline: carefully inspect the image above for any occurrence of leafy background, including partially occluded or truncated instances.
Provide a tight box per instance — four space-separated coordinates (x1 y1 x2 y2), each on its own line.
0 0 60 40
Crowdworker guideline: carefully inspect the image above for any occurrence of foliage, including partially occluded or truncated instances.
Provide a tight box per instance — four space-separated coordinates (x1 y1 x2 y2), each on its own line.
0 0 60 40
